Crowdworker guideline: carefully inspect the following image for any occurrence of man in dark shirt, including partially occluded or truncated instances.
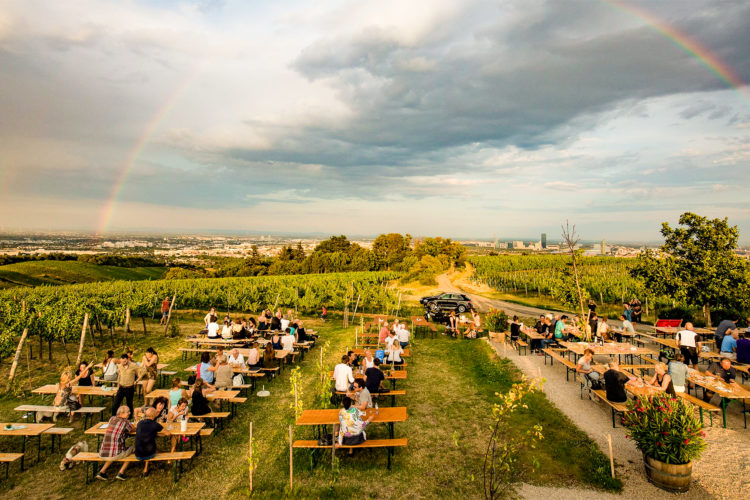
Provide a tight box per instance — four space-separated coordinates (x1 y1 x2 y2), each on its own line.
364 358 386 394
603 359 634 403
270 310 282 331
736 332 750 364
135 408 163 476
714 317 737 351
534 315 546 334
703 358 737 402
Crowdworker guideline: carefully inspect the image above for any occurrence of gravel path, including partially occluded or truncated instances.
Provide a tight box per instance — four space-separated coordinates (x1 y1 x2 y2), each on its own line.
486 341 750 499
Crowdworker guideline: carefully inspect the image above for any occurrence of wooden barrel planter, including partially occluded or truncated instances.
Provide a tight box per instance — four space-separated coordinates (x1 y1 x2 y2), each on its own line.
644 455 692 492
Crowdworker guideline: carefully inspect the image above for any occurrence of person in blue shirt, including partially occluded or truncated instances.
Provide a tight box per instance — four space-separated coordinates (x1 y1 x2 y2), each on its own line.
622 303 632 322
714 317 737 350
720 330 739 360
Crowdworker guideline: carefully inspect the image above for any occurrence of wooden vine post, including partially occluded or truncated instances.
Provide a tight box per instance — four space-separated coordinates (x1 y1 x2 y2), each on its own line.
606 433 615 478
75 313 89 367
7 328 28 389
125 308 131 333
288 425 294 491
163 294 177 335
248 421 254 493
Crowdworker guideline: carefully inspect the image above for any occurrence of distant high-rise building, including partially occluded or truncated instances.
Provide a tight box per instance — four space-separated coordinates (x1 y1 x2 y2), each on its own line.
541 233 547 249
601 239 607 255
494 234 498 249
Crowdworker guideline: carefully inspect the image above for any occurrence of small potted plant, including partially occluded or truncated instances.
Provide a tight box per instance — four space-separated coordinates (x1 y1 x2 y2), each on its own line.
622 393 706 492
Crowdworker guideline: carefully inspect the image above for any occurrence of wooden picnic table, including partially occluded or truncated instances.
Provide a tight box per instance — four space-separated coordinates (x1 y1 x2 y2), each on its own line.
636 333 678 350
32 384 118 398
145 389 239 401
296 407 407 438
330 369 407 389
654 326 714 338
351 348 411 358
411 316 437 333
688 370 750 428
0 423 54 470
560 341 657 364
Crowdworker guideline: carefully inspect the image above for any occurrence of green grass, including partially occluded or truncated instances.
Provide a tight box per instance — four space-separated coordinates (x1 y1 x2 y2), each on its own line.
0 260 166 288
0 313 621 498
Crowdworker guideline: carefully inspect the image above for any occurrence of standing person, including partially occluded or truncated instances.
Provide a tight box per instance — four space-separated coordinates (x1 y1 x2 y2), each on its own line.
101 350 119 382
321 305 327 322
95 406 135 481
668 353 689 393
160 297 171 326
75 362 94 387
631 300 643 324
333 355 354 392
140 347 159 396
134 407 163 476
676 322 699 367
588 299 597 314
588 313 598 340
112 354 140 417
648 362 676 397
204 307 217 328
622 303 632 322
714 316 738 351
54 369 86 422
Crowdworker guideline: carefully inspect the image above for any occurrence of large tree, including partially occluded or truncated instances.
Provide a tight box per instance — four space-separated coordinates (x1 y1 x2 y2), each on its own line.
630 212 749 326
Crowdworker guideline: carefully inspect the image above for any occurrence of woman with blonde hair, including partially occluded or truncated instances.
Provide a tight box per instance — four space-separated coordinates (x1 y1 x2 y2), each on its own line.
54 366 89 422
648 362 676 396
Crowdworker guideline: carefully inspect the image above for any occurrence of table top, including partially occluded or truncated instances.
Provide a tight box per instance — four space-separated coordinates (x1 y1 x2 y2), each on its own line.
94 363 167 370
560 341 656 356
32 384 118 397
185 364 261 375
520 327 545 340
0 423 55 436
688 372 750 400
637 333 678 349
351 348 411 357
144 389 239 400
85 421 205 437
625 379 662 398
296 406 408 426
332 370 407 380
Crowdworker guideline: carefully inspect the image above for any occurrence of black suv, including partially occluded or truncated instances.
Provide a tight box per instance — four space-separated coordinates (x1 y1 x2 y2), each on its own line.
420 292 473 314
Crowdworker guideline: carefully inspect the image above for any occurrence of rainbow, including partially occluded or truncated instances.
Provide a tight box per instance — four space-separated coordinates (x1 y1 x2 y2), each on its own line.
95 65 205 236
603 0 750 100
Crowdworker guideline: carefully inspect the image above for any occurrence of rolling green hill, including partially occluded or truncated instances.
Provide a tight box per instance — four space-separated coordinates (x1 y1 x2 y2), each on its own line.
0 260 166 288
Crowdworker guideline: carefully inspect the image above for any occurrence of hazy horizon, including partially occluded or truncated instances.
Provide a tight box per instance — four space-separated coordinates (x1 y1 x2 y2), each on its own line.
1 1 749 241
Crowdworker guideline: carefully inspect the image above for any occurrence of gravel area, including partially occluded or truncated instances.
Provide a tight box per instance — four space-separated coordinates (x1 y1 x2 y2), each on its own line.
488 340 750 500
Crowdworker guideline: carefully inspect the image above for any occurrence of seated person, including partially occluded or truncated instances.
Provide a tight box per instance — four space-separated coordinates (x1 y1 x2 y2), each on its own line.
364 358 387 394
346 350 360 369
349 378 372 411
135 407 163 476
737 332 750 364
270 332 283 350
385 342 404 365
213 355 234 390
206 318 220 339
95 405 135 481
281 328 296 351
703 358 737 402
384 330 397 350
617 315 635 343
555 316 571 341
245 344 262 370
166 398 189 453
336 396 374 452
333 355 354 392
597 317 610 341
361 349 376 370
189 378 216 416
667 353 689 393
602 358 634 403
231 318 245 340
263 343 278 369
134 396 169 423
576 349 600 391
509 316 522 342
720 330 739 360
221 321 233 340
169 378 188 408
648 362 676 396
397 324 410 347
227 348 246 368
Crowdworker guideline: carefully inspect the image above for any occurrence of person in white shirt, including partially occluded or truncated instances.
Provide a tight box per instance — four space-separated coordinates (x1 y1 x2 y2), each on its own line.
281 329 295 351
280 317 290 331
597 317 610 341
676 322 698 367
227 349 245 368
333 356 354 392
384 331 397 350
221 322 233 340
207 319 220 339
397 325 410 347
385 342 404 365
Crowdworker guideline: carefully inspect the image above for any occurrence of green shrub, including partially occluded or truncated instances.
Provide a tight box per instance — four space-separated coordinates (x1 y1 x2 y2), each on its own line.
485 308 508 332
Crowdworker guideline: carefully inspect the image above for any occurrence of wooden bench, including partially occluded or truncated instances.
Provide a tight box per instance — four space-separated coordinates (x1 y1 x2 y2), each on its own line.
228 397 247 417
677 392 721 426
72 451 195 483
44 427 74 453
334 390 406 406
542 348 577 381
514 339 528 355
0 453 23 480
591 390 629 428
293 438 407 470
187 412 231 430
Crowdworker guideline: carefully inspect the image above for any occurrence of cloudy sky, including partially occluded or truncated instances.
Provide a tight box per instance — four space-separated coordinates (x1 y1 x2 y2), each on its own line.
1 0 749 242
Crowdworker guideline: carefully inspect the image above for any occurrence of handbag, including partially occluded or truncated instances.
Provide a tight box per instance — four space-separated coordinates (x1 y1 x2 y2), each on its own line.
317 433 333 446
232 374 244 386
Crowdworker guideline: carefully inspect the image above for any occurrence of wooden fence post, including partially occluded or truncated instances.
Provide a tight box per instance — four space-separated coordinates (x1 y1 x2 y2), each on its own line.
125 308 131 333
288 425 293 491
606 433 615 478
75 313 89 367
7 328 28 389
163 294 177 335
249 421 254 493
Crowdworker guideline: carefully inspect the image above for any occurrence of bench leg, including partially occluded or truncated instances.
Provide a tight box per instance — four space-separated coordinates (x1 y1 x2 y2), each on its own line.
699 407 704 426
611 408 616 428
387 447 392 471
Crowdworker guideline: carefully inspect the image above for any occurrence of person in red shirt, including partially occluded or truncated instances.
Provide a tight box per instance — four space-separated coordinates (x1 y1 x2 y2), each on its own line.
160 297 170 325
321 305 327 322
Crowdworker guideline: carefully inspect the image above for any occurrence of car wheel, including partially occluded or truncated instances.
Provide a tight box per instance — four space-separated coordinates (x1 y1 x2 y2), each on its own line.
428 301 440 313
457 305 466 313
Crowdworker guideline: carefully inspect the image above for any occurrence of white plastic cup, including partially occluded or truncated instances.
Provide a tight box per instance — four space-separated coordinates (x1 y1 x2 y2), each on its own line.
180 419 187 432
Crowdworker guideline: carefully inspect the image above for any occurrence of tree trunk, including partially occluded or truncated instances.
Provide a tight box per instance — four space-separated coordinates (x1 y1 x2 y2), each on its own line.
142 317 147 335
703 303 712 328
48 339 53 362
75 313 89 367
62 337 71 365
164 294 177 336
